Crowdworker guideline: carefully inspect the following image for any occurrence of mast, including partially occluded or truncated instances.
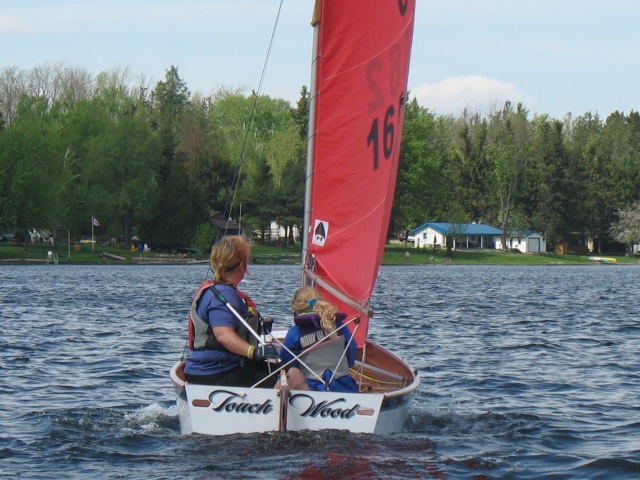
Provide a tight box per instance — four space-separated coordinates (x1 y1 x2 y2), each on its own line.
301 1 322 286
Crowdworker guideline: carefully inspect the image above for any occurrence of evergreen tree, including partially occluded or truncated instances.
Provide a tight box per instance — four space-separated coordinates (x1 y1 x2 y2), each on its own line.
485 102 531 248
145 66 195 247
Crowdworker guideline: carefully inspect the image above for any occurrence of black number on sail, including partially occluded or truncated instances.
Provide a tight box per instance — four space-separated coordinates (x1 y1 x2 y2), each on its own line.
383 105 395 159
367 106 396 171
367 118 380 170
398 0 409 16
365 14 408 172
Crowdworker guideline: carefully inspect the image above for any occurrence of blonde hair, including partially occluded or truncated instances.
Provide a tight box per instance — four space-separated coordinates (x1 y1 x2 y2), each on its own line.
292 286 339 338
210 235 250 283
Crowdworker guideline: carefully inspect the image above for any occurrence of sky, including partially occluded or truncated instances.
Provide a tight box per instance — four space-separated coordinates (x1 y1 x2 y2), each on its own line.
1 0 639 120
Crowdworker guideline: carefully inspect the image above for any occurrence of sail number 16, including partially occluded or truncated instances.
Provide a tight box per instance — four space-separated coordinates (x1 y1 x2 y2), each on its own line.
366 105 396 171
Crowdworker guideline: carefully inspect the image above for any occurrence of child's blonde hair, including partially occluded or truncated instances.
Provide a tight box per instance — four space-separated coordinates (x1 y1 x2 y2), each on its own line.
292 286 339 338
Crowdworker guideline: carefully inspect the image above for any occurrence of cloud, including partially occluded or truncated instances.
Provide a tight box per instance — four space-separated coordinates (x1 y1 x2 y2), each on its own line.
411 75 535 116
0 15 32 34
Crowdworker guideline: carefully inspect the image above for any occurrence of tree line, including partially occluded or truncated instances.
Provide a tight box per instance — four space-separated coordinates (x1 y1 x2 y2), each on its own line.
1 63 639 253
396 100 640 253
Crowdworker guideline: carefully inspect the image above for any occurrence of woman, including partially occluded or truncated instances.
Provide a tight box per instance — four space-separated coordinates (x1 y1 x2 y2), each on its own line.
184 235 277 387
279 286 359 393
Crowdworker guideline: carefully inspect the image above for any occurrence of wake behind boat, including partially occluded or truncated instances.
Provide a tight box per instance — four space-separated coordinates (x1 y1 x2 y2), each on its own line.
171 0 419 435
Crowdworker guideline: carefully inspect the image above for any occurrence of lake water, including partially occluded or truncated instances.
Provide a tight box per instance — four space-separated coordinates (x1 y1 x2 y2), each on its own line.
1 263 639 479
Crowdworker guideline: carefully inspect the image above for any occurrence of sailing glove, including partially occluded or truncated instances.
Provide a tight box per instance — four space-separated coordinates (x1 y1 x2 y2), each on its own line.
254 344 278 362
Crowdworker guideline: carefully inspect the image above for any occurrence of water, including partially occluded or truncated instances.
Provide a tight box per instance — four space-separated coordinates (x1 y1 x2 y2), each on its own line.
1 264 639 479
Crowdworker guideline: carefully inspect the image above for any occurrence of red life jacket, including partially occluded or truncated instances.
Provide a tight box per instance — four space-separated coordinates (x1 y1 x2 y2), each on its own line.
187 280 258 350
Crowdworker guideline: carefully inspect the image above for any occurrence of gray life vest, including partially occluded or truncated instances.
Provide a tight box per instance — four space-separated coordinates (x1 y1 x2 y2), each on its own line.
294 312 350 381
189 281 259 352
299 336 350 381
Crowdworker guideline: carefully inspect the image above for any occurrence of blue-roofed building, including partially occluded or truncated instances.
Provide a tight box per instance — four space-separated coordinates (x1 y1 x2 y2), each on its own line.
409 222 503 249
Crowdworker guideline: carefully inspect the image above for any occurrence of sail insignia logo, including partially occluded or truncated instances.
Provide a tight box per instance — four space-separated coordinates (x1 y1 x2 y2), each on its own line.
312 220 329 247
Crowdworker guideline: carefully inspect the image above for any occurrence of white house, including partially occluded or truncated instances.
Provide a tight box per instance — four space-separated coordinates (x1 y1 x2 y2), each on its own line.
409 222 502 249
495 230 546 253
268 221 301 242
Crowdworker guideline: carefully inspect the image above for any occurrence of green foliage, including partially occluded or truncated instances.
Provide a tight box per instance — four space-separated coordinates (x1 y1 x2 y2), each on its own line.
565 112 611 248
272 88 308 246
447 110 491 221
237 155 276 243
2 62 640 255
394 99 446 232
486 102 531 248
87 112 162 242
0 95 62 242
527 115 572 243
143 66 197 247
193 222 217 255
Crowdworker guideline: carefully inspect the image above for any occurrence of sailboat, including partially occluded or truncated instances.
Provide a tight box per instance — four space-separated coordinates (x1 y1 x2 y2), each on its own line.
170 0 419 435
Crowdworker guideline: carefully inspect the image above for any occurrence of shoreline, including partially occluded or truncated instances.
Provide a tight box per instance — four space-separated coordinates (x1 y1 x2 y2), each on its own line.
3 256 638 267
2 243 638 266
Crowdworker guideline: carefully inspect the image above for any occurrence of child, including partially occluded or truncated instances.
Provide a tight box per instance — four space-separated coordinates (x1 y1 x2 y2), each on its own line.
279 286 359 393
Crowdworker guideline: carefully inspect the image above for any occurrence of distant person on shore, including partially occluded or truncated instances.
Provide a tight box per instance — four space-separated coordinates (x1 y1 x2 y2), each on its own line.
278 286 359 393
184 235 278 387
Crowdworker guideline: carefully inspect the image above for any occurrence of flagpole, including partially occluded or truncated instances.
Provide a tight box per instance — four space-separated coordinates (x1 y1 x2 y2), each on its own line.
91 215 95 252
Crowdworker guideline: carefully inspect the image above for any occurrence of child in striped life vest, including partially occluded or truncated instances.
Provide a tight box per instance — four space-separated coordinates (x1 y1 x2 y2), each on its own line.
278 286 359 393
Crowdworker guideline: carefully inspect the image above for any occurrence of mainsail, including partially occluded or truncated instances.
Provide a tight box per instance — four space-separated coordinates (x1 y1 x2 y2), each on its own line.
303 0 416 345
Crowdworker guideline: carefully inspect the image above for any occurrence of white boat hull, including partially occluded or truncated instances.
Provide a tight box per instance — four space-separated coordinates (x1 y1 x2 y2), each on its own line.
170 341 419 436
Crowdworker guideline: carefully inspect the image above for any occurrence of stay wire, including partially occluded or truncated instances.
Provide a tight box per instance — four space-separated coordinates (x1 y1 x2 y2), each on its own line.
184 2 283 361
219 0 285 239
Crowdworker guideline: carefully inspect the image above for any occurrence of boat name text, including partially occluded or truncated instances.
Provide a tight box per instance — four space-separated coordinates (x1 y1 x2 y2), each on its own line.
290 393 360 419
208 390 274 415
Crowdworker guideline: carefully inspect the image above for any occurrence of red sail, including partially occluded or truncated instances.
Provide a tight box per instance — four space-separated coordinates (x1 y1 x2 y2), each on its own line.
305 0 415 344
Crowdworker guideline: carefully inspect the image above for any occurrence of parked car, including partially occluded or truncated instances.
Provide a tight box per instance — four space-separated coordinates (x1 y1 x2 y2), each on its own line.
0 231 15 242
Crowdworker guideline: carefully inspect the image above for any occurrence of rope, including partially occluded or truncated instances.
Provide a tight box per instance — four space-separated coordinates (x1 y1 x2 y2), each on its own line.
350 368 408 387
219 0 285 239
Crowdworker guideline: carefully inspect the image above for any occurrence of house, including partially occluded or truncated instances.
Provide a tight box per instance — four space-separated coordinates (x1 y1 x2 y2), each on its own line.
266 222 301 243
495 231 546 253
209 210 243 236
410 222 502 249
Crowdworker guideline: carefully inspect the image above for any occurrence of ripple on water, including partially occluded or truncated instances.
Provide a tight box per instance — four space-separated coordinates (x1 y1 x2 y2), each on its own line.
1 264 639 479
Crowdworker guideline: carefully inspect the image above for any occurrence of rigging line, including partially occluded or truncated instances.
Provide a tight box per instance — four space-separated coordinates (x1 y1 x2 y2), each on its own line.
220 0 285 238
325 322 360 388
260 317 360 386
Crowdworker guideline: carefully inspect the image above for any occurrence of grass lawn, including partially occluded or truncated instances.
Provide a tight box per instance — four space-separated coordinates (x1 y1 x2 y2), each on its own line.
385 245 566 265
0 242 153 264
1 241 637 266
0 242 301 265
